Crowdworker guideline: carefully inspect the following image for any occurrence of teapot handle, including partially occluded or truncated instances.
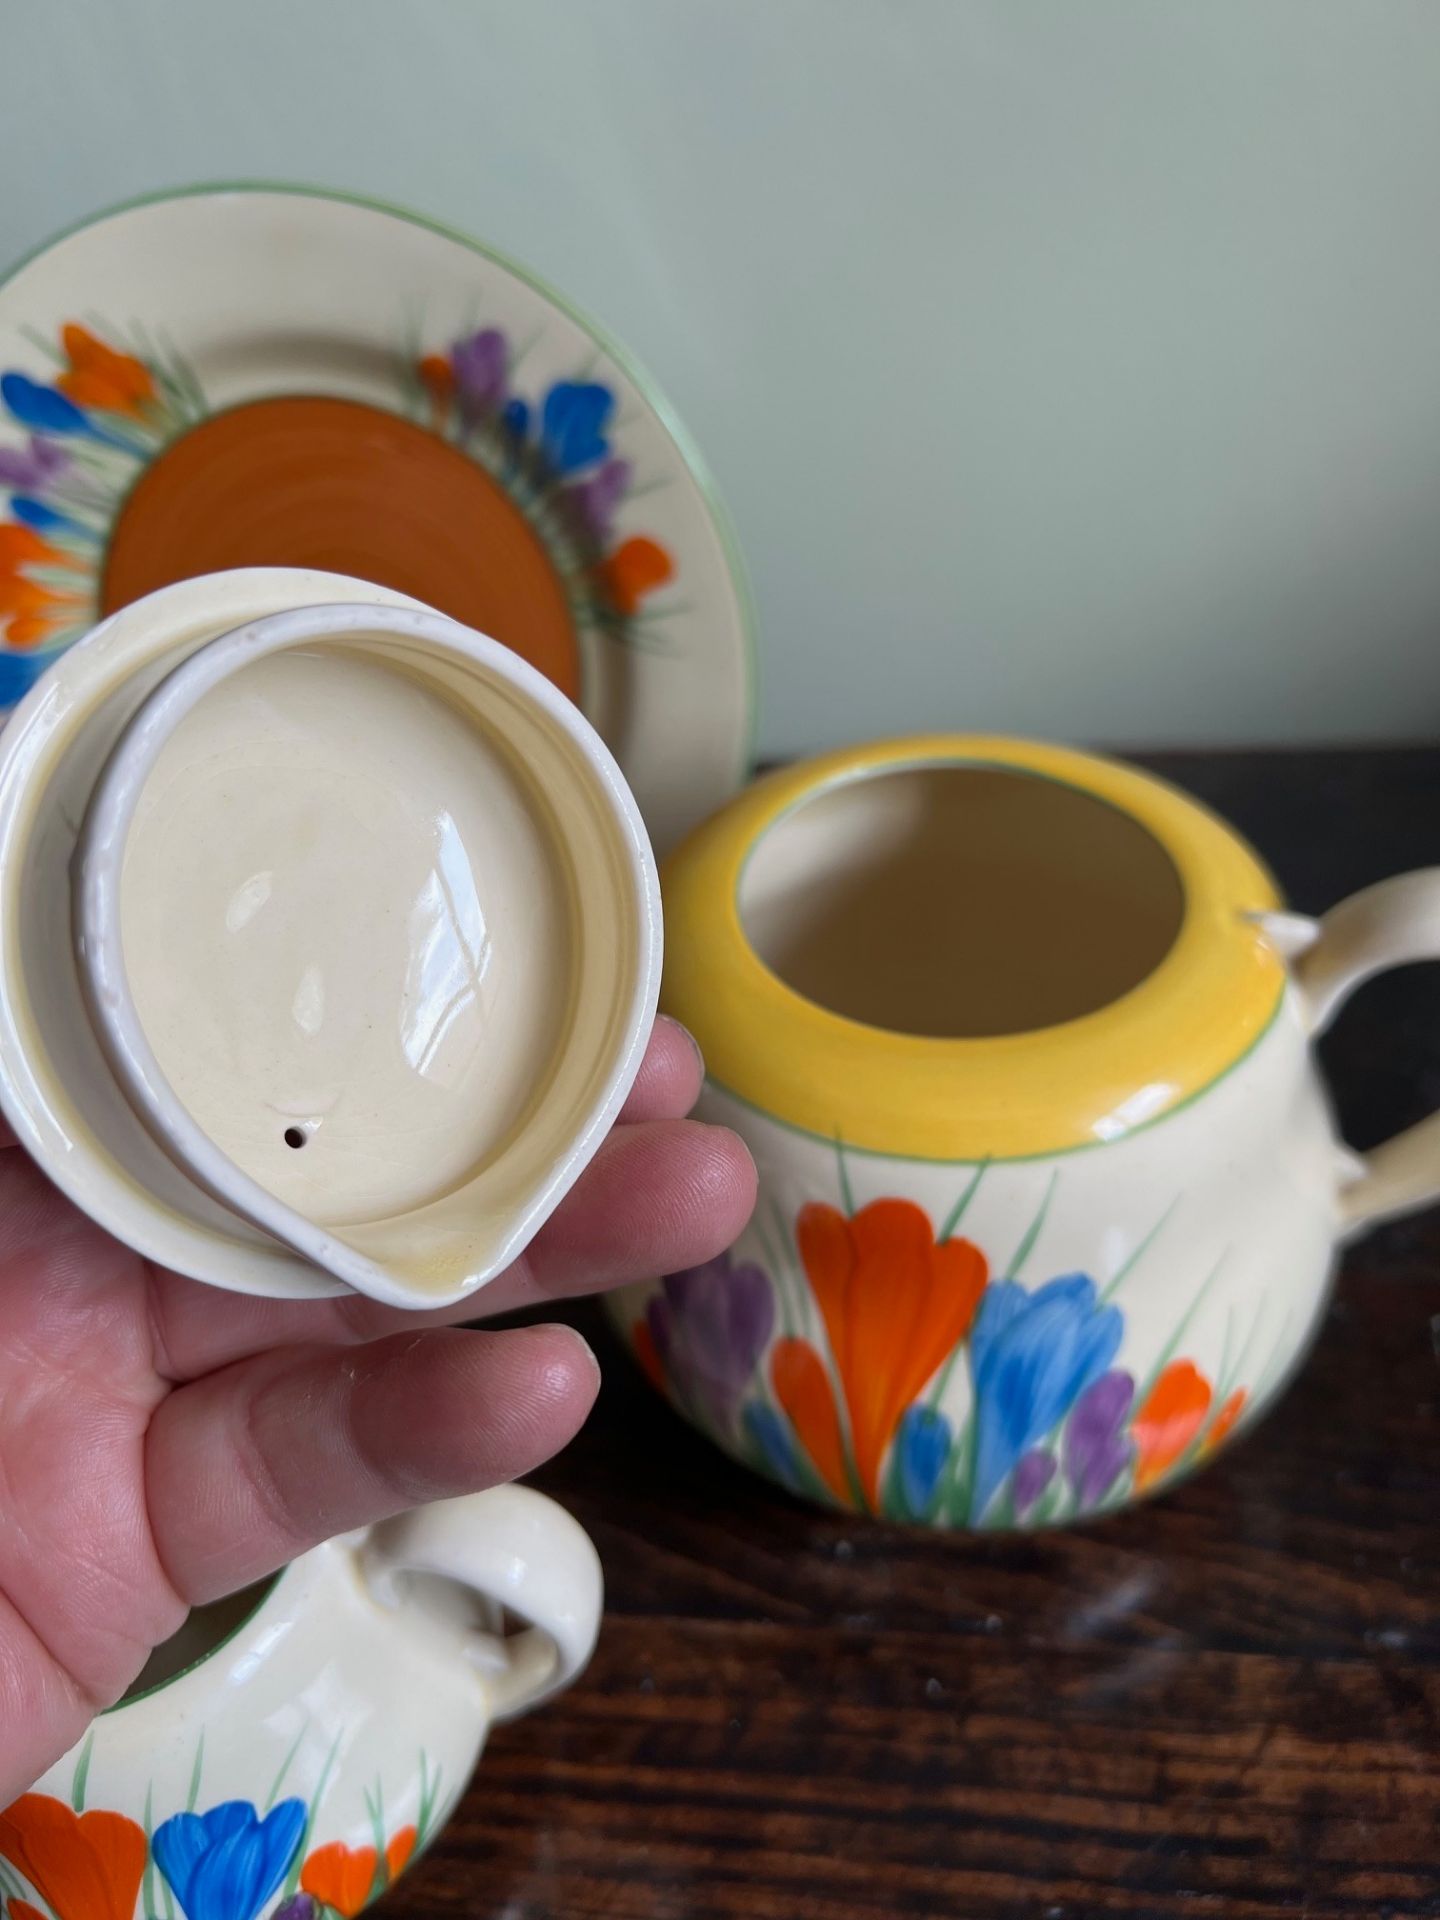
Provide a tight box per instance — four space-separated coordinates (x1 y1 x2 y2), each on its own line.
359 1484 602 1722
1261 867 1440 1235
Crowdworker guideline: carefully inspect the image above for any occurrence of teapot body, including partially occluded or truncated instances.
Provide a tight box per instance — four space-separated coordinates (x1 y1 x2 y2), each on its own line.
610 735 1440 1528
611 996 1339 1527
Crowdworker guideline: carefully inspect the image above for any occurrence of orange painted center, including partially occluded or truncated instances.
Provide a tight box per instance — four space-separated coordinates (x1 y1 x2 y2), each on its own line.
101 394 582 699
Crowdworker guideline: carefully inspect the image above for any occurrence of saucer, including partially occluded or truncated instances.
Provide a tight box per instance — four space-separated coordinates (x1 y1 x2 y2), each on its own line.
0 185 755 854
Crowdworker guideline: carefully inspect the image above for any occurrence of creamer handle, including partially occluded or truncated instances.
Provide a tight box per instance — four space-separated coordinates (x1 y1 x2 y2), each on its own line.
1259 867 1440 1235
359 1485 602 1722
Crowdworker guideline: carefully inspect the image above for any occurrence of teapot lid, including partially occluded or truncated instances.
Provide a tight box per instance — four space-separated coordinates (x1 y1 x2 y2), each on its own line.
0 569 662 1308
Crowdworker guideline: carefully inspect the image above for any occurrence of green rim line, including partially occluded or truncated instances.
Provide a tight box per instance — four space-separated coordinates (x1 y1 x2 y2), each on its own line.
696 986 1284 1167
104 1569 286 1713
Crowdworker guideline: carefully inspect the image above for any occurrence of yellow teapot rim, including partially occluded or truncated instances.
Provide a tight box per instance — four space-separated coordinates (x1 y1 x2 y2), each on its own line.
660 734 1286 1161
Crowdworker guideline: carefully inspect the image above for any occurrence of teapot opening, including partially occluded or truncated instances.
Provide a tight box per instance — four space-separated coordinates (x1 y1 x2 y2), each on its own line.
739 763 1185 1039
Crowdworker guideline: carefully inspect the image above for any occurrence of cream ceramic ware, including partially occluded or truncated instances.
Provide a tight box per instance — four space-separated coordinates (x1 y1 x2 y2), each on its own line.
609 736 1440 1529
0 568 661 1308
0 184 755 857
0 1485 602 1917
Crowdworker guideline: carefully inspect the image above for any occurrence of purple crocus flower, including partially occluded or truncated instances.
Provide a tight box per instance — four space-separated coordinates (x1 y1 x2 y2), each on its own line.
0 433 69 490
1064 1368 1135 1510
272 1900 317 1920
450 327 508 418
1012 1447 1057 1520
647 1252 774 1433
566 456 632 540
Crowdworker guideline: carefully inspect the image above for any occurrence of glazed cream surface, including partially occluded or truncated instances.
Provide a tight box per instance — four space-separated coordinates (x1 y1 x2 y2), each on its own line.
119 648 571 1225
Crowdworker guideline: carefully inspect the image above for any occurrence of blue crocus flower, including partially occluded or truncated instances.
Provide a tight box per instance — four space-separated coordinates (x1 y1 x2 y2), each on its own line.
895 1405 951 1516
744 1401 805 1493
1 373 92 437
0 372 143 454
540 380 612 473
8 495 97 540
0 647 50 707
969 1274 1122 1521
153 1799 306 1920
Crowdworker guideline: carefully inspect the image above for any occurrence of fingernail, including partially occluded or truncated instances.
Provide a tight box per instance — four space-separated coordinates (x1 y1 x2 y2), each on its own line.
659 1013 705 1077
703 1121 758 1181
517 1321 602 1395
558 1323 602 1385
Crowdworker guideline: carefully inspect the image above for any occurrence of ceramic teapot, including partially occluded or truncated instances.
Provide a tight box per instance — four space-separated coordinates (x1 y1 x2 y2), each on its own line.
609 735 1440 1528
0 1486 601 1919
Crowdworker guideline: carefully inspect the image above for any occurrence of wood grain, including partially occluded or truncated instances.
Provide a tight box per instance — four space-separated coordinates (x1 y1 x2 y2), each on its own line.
392 748 1440 1920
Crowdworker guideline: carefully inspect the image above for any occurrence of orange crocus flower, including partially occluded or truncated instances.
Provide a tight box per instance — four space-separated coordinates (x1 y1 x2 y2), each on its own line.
595 536 673 616
4 613 72 648
1205 1387 1246 1453
0 522 82 647
796 1199 988 1507
417 353 454 431
0 525 65 573
0 576 77 640
384 1826 417 1880
56 324 155 417
0 1793 146 1920
0 578 83 648
770 1337 851 1506
301 1827 417 1916
630 1319 667 1396
1133 1360 1213 1490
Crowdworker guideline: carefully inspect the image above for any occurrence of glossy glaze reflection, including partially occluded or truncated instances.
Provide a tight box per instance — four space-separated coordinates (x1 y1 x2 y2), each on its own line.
119 647 573 1225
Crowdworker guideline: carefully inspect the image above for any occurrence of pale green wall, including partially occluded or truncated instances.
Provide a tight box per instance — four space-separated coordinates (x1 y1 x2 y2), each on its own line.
4 1 1438 752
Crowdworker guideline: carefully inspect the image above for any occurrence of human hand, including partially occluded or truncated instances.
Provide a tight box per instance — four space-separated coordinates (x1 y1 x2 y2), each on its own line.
0 1017 753 1803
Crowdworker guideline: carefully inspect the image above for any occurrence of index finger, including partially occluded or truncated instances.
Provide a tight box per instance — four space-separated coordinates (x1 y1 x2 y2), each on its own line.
150 1113 754 1379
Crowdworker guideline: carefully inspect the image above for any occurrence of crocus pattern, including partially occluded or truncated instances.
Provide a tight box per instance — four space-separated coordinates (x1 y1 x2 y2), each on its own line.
0 1795 146 1920
152 1801 307 1920
635 1252 774 1438
632 1169 1255 1528
0 1753 441 1920
297 1824 417 1917
792 1200 988 1507
0 319 675 708
411 326 674 631
0 326 202 703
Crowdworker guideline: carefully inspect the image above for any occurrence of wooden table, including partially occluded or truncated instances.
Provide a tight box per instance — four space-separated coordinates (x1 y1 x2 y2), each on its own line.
398 749 1440 1920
